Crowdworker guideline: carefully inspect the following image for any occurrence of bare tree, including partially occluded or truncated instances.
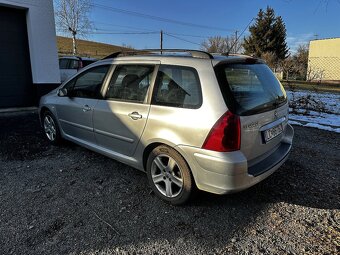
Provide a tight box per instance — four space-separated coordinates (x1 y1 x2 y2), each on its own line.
55 0 92 55
276 44 309 80
262 52 279 71
293 44 309 80
121 43 135 50
306 66 325 82
279 56 294 79
201 36 243 53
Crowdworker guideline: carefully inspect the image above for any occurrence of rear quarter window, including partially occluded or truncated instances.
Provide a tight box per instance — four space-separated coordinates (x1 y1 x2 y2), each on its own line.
152 65 202 109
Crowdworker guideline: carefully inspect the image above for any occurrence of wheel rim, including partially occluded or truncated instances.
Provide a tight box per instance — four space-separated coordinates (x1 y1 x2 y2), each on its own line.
151 154 183 198
43 115 57 141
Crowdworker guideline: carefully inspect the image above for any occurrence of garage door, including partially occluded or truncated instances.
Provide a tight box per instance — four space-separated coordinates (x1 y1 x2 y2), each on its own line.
0 6 35 108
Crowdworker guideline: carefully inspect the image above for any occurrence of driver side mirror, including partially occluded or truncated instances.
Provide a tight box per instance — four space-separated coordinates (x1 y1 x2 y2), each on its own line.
58 88 68 97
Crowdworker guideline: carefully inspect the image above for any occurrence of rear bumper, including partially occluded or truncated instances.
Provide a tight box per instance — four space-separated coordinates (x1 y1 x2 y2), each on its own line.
176 124 294 195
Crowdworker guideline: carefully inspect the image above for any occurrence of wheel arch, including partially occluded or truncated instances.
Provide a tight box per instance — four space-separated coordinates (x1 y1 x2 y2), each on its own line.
40 106 49 115
142 141 193 176
143 141 197 204
39 106 63 136
39 106 51 126
142 142 163 171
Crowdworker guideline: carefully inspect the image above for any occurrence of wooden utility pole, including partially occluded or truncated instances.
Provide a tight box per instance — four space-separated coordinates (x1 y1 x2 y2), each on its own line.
234 30 238 53
160 30 163 53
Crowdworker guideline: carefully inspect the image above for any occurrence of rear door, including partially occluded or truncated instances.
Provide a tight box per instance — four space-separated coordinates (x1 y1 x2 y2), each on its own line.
56 64 111 144
215 62 289 161
93 63 158 156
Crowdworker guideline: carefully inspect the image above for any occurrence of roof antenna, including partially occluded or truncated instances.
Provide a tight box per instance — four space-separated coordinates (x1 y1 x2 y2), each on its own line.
226 18 254 56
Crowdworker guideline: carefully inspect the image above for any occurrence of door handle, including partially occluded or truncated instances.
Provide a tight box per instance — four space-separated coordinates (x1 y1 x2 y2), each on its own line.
128 111 142 120
82 105 92 112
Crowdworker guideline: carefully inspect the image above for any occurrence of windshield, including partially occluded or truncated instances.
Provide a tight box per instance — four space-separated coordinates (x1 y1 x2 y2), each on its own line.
215 63 287 115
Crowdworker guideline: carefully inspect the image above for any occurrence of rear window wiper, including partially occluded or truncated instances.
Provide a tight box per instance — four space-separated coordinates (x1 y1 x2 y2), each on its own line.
273 96 286 107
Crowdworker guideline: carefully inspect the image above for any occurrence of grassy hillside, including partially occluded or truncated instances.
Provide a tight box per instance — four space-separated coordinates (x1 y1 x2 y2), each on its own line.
57 36 130 59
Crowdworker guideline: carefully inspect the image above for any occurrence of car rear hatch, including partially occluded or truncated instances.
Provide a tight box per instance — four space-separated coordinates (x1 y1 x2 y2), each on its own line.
214 58 289 162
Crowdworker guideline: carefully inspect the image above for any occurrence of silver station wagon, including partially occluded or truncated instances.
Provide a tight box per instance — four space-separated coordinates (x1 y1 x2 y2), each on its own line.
40 50 294 205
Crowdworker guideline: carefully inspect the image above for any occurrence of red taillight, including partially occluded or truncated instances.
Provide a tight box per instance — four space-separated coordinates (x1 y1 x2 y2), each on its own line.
202 111 241 152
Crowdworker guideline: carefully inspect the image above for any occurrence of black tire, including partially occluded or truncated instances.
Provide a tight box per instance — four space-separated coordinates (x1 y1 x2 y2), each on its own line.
42 110 62 145
146 145 194 205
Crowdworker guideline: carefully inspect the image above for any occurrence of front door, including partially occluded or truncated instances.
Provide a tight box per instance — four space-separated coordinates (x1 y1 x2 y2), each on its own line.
56 64 111 144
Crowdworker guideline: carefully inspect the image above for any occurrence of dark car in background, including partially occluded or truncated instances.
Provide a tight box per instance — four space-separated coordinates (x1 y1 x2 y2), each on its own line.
59 56 97 82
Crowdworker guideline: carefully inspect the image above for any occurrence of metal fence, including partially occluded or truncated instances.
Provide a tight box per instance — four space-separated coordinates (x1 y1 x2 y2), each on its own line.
307 56 340 81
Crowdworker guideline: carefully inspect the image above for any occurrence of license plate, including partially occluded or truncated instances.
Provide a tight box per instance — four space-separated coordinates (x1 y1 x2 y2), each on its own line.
263 124 283 142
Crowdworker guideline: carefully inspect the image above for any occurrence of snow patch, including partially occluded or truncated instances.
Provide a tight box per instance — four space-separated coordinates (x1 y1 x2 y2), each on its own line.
287 89 340 133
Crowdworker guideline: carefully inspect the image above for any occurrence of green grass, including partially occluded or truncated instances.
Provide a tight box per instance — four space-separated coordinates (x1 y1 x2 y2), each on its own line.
57 36 130 59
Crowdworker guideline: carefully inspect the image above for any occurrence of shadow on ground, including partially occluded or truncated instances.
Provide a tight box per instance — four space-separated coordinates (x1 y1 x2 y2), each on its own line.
0 111 338 254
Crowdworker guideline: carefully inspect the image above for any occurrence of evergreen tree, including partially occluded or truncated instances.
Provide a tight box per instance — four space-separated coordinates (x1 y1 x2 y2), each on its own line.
243 6 289 65
273 16 289 60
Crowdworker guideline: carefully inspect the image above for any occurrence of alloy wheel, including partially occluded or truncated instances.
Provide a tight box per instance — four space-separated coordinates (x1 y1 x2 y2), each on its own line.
43 115 57 141
151 154 183 198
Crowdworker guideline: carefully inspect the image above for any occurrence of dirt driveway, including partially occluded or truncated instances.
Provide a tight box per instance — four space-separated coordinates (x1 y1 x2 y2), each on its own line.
0 111 339 255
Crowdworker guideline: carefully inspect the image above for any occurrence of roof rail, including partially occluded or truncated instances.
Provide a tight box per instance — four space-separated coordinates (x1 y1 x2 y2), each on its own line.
102 49 214 60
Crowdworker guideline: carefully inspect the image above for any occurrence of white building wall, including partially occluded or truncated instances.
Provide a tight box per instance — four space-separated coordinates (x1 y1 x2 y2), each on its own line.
0 0 60 84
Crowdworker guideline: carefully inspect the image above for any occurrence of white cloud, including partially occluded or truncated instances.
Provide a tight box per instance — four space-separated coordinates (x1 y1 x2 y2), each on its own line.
287 33 314 53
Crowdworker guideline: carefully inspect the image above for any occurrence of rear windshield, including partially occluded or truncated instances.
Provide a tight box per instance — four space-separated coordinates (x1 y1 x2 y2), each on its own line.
215 63 287 115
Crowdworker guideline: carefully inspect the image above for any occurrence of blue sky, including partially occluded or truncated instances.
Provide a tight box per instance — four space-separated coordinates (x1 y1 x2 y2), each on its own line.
60 0 340 52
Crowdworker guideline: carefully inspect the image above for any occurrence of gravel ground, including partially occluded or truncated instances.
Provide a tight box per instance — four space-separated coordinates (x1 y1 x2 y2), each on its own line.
0 111 339 255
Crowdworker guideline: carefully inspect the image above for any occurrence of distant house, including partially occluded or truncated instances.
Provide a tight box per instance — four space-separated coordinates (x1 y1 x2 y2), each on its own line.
308 38 340 81
0 0 60 108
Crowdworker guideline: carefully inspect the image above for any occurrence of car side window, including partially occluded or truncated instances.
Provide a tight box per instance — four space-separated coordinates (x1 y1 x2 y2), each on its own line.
64 65 110 99
69 59 79 69
106 65 154 103
152 65 202 109
59 59 69 69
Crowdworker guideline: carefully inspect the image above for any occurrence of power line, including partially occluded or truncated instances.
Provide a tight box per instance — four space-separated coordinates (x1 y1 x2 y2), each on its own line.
165 32 213 39
93 26 219 39
92 3 235 32
58 26 214 41
95 21 155 32
93 28 150 33
94 22 226 38
227 18 254 54
87 31 158 35
93 27 158 33
164 32 202 47
56 29 158 35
